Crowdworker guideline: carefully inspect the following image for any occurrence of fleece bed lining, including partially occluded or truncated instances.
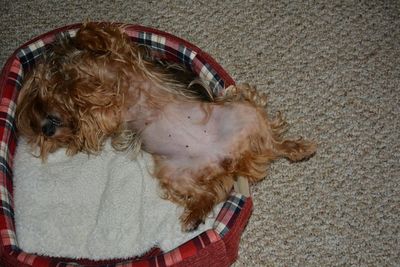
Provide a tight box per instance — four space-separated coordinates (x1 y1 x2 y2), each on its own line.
13 140 221 259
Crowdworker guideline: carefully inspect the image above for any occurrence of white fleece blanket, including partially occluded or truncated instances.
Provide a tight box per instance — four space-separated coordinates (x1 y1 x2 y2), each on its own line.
13 140 221 260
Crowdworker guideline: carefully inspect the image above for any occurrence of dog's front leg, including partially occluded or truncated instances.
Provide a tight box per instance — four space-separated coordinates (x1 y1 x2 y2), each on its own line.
158 176 219 232
154 156 233 232
179 191 217 232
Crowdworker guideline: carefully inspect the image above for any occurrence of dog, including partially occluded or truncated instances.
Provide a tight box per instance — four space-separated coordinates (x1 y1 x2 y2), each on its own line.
16 23 316 231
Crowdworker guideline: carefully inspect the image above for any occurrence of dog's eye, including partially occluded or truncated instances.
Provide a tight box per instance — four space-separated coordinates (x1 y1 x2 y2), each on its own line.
42 115 63 137
47 115 62 127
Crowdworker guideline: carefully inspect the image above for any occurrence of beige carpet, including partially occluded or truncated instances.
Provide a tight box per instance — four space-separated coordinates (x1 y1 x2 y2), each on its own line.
1 1 399 266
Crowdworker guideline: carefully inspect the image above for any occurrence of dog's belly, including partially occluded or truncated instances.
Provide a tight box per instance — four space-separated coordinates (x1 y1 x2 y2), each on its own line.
141 101 261 178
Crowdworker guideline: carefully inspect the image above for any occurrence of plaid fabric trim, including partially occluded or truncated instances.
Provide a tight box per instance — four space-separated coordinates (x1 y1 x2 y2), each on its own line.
17 40 47 73
213 193 247 237
137 31 167 52
197 62 224 96
152 230 221 267
0 53 21 264
0 24 248 267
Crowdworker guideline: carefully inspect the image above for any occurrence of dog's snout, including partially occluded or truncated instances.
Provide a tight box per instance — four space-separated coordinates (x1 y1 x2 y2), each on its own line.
41 115 62 137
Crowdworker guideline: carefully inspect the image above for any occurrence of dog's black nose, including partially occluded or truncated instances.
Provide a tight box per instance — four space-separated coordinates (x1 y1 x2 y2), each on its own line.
41 115 62 137
42 122 56 137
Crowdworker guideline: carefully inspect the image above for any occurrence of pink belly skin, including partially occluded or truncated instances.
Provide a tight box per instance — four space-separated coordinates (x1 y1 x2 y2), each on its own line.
140 101 262 180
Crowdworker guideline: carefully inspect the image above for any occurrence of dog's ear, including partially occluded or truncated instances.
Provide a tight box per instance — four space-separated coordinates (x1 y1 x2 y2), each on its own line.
17 63 49 104
16 71 38 137
68 90 123 155
16 64 50 137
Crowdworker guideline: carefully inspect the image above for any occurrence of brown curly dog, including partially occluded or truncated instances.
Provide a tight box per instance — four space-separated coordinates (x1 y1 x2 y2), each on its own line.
16 23 316 231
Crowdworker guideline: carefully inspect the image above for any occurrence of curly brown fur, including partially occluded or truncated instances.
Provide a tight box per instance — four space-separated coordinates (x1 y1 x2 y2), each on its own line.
16 22 316 231
16 23 209 159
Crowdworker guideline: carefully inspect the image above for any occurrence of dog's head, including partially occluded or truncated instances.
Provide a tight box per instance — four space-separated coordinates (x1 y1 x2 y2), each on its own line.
16 23 138 159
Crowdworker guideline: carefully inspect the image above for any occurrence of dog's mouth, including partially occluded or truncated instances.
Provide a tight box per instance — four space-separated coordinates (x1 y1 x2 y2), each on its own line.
41 115 63 137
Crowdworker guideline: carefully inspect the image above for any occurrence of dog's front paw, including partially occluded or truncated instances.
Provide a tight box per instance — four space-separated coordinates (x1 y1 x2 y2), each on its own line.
180 209 205 232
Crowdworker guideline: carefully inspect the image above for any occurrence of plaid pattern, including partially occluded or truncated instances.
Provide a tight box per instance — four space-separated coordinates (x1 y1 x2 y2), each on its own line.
214 193 247 237
0 23 251 267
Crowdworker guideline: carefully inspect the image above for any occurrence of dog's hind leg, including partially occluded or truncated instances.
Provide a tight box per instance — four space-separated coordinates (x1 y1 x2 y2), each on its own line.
269 112 316 162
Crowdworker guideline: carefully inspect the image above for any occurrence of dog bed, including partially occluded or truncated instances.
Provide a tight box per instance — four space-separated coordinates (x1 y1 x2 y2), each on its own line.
0 23 253 267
